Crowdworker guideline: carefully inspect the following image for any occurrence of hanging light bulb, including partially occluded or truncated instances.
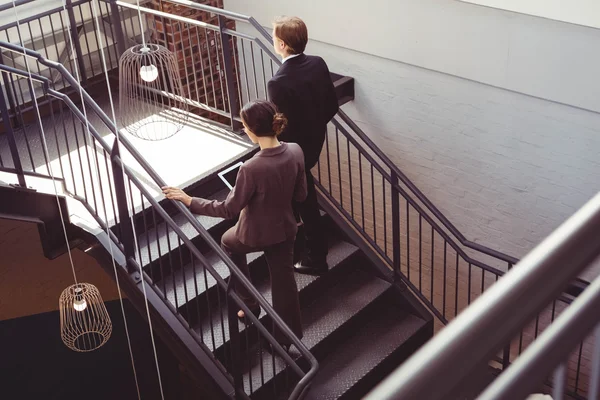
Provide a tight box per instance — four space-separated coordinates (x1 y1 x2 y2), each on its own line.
140 64 159 82
73 287 87 311
139 46 159 82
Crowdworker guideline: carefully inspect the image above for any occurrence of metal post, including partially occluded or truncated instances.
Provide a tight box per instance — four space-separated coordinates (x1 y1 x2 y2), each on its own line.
65 0 88 84
391 170 401 278
0 52 19 128
111 139 136 272
226 281 243 399
109 0 126 57
502 262 514 370
218 15 241 131
0 80 26 187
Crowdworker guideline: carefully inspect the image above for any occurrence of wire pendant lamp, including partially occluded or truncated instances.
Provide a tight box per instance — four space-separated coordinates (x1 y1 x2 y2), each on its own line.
119 43 189 140
59 283 112 352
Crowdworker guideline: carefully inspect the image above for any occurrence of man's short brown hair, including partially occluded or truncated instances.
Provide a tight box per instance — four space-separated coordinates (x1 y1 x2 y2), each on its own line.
272 16 308 55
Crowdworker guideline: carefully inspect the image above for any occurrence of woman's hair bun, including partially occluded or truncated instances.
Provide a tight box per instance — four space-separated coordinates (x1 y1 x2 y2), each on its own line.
272 112 288 136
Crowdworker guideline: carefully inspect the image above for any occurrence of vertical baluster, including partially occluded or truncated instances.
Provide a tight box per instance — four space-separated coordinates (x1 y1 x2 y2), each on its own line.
324 126 332 194
0 75 25 187
218 16 241 129
382 176 387 256
260 49 267 102
103 149 118 227
240 40 250 103
66 0 88 83
335 126 342 207
69 111 89 202
347 139 354 219
552 363 566 400
58 96 77 196
78 4 97 77
192 26 207 109
140 195 153 282
151 207 167 294
87 2 104 75
430 227 434 304
249 41 259 101
442 241 447 319
418 215 422 292
359 153 365 229
201 258 216 350
185 23 200 106
574 341 584 394
391 171 400 276
454 252 459 317
588 324 600 400
165 225 178 309
226 288 243 395
370 164 376 245
231 38 244 111
406 201 411 281
179 238 190 319
205 27 219 109
467 262 472 305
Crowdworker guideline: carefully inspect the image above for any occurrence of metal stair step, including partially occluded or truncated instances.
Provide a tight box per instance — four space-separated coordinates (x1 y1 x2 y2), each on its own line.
192 239 360 355
302 305 428 400
240 268 391 398
136 188 229 268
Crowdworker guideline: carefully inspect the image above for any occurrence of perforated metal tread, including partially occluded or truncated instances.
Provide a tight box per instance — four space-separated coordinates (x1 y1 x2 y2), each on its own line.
302 307 427 400
193 239 360 354
136 189 229 267
240 268 390 396
162 250 263 311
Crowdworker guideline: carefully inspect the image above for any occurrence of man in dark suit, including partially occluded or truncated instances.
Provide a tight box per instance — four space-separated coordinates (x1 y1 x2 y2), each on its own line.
268 16 339 275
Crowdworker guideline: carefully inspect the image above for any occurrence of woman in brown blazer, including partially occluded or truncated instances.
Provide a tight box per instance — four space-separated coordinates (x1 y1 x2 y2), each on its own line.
162 100 307 347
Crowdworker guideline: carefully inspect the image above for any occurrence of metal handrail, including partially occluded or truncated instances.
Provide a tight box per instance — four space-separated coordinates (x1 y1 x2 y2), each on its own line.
365 190 600 400
0 40 318 399
334 109 519 265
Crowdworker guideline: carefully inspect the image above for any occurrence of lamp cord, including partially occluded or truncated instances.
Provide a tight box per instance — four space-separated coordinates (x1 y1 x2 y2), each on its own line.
90 0 165 398
59 0 143 398
10 0 78 287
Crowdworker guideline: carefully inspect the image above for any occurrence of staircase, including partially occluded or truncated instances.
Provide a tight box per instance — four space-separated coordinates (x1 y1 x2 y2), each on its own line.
114 169 433 399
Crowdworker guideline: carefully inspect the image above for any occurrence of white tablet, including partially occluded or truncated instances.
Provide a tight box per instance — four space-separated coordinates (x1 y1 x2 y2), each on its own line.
217 161 243 190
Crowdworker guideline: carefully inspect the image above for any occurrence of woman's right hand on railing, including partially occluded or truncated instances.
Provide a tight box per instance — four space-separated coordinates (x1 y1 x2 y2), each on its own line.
162 186 192 207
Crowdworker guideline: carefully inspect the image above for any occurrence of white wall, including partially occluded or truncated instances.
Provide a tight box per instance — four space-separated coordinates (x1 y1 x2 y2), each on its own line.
225 0 600 114
460 0 600 29
225 0 600 280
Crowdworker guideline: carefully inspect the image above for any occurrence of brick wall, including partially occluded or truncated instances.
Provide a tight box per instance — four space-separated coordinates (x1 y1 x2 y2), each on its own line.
147 0 240 125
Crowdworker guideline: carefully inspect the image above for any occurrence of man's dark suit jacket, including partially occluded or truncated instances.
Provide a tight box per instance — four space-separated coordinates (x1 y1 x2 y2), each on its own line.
189 143 307 248
268 54 339 169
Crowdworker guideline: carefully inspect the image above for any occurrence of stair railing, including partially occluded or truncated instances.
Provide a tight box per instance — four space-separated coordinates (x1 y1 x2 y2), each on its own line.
0 39 317 399
138 1 592 396
366 190 600 400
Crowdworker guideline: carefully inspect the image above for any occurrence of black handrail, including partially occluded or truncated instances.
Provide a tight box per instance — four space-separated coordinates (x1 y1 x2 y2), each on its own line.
365 190 600 400
334 109 519 265
0 40 317 399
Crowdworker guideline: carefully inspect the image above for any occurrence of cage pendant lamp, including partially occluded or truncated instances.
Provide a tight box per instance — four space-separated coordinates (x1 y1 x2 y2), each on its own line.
59 283 112 352
119 43 189 140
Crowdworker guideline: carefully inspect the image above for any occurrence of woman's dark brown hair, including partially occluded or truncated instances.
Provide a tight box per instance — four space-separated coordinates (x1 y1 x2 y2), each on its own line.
240 100 288 137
